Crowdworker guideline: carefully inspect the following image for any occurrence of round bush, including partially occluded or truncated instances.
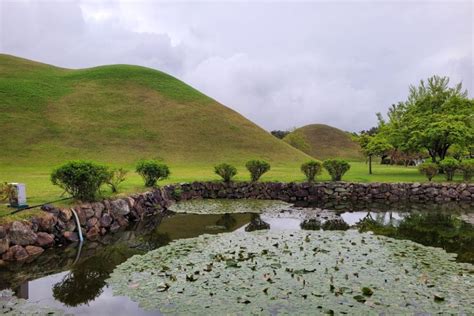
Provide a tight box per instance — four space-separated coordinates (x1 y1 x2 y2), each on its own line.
458 159 474 182
322 159 351 181
214 163 237 182
300 160 322 182
439 158 459 181
418 162 438 181
136 160 170 187
51 161 110 201
245 160 271 182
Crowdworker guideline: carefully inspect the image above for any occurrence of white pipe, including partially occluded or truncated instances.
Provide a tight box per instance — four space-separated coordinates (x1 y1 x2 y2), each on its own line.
70 208 84 243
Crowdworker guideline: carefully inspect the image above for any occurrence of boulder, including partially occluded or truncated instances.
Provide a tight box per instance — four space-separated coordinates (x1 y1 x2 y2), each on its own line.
86 226 100 241
245 215 270 232
36 232 54 247
110 199 130 216
86 217 99 229
36 213 57 232
59 208 72 222
92 202 105 218
63 231 79 243
8 221 37 246
25 245 44 257
0 226 6 238
0 238 9 255
100 213 113 228
2 245 29 261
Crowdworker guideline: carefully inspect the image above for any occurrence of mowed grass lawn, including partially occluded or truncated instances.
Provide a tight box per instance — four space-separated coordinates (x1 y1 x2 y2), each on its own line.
0 161 466 223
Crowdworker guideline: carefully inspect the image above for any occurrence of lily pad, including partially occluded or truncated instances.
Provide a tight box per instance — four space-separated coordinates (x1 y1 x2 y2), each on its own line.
0 289 67 315
170 199 292 215
108 230 474 315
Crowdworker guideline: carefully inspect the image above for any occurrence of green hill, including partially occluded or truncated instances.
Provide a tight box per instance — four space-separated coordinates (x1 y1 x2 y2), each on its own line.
284 124 363 161
0 54 309 166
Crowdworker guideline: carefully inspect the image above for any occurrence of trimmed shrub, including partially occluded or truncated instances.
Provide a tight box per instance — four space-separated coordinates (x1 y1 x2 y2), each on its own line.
300 160 322 182
245 160 271 182
418 162 438 181
439 158 459 181
323 159 351 181
51 161 110 201
214 163 237 182
106 168 128 193
136 160 170 187
458 159 474 182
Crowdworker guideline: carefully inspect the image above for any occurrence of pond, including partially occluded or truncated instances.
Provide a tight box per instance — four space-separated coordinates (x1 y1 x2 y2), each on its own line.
1 199 473 314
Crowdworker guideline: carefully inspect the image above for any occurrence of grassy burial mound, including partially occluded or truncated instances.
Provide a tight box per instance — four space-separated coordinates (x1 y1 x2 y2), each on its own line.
284 124 364 161
0 54 308 166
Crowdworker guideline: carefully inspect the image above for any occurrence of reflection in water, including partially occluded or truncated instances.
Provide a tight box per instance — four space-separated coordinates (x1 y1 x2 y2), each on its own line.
52 244 143 307
358 212 474 263
1 202 473 314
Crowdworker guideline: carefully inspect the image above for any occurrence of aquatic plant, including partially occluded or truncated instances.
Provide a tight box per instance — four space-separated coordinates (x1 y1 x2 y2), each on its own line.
108 230 474 315
169 199 291 215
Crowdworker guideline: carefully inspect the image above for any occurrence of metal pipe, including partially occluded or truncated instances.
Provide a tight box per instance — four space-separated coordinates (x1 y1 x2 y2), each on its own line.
70 208 84 243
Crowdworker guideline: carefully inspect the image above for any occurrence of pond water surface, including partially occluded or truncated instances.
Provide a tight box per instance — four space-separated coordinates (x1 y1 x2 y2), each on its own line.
1 200 473 315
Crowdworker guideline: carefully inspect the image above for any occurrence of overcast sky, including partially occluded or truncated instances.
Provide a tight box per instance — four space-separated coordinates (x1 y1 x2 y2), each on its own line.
1 0 472 132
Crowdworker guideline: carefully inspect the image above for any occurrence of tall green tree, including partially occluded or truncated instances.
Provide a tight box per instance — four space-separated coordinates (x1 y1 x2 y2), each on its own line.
358 134 393 174
379 76 473 163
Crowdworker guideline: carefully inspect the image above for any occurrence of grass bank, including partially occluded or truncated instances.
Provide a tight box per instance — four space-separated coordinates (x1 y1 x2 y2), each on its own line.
0 162 467 223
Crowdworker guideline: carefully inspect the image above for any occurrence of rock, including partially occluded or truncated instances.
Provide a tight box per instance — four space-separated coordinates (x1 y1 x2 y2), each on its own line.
2 245 29 261
0 226 6 238
63 231 79 243
100 213 113 228
86 217 99 229
86 226 100 241
245 215 270 232
25 245 44 257
83 207 95 219
36 213 57 232
115 215 129 227
36 232 54 247
59 208 72 222
74 207 87 226
110 199 130 216
8 221 37 246
41 204 59 215
0 238 10 254
92 202 105 218
109 222 121 233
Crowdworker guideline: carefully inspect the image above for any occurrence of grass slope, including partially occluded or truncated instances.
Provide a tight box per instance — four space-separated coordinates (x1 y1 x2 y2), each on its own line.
0 54 309 166
284 124 364 161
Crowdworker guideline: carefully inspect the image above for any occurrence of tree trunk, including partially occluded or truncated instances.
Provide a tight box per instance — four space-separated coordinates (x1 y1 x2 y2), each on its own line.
369 155 372 174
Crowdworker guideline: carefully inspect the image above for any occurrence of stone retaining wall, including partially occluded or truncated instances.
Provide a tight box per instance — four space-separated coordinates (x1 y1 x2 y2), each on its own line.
0 188 171 265
1 181 472 264
170 181 474 203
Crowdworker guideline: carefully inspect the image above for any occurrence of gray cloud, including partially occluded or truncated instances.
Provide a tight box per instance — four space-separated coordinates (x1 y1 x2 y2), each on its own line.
1 0 472 132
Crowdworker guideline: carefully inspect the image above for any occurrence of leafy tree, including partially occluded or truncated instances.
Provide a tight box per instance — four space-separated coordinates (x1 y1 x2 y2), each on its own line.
51 161 110 201
136 160 170 187
270 130 290 139
245 160 271 182
439 158 459 181
358 134 393 174
458 159 474 182
214 163 237 182
418 162 438 181
106 168 128 193
322 159 351 181
0 182 16 203
300 160 322 182
378 76 473 163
